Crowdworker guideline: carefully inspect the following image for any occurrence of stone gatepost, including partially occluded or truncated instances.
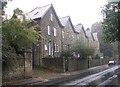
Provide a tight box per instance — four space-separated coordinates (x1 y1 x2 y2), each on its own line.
63 57 66 72
24 49 32 78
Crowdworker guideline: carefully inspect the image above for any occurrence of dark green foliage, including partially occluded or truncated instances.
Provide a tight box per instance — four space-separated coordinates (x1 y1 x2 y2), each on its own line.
72 40 95 58
2 10 41 69
102 2 120 42
102 1 120 62
91 22 118 57
62 40 95 58
62 49 72 57
95 54 100 59
2 16 40 55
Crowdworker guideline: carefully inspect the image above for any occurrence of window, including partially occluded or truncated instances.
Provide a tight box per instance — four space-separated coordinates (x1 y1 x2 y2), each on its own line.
50 14 53 21
48 41 51 55
34 12 39 15
63 45 67 50
44 44 47 50
72 35 74 38
57 45 59 52
36 44 39 47
62 30 64 38
67 32 69 38
65 45 67 50
47 26 50 35
77 36 79 40
59 40 61 45
54 28 57 36
54 44 57 52
51 48 53 56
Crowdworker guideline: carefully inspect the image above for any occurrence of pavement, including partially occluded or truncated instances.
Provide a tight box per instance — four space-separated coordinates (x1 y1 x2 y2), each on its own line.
3 65 109 86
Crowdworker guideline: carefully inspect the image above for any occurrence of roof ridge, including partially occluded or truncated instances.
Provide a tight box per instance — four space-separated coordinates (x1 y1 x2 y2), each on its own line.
28 4 52 13
29 7 38 13
76 23 82 25
38 4 52 9
59 16 70 19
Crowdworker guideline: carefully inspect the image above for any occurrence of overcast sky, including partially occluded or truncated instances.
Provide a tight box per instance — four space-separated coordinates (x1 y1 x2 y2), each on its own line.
5 0 108 29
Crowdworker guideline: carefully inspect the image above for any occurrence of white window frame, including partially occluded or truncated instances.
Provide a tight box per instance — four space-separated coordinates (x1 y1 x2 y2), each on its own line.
57 44 59 52
48 41 51 55
65 45 67 50
62 30 64 38
72 35 74 38
50 14 53 21
51 47 53 56
44 44 48 50
77 36 79 40
47 26 50 35
54 28 57 36
54 43 57 52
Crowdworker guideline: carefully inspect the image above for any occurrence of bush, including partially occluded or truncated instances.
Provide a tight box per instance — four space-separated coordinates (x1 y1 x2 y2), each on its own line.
61 50 72 57
71 40 95 59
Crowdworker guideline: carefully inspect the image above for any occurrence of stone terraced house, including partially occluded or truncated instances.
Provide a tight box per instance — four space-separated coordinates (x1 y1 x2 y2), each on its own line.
86 28 95 48
74 23 88 46
92 33 100 53
26 4 63 67
26 4 100 67
59 16 79 51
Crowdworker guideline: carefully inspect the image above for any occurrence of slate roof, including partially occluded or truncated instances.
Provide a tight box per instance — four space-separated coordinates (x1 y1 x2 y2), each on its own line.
59 16 79 33
92 33 98 41
86 28 96 41
85 28 91 38
26 4 63 27
59 16 69 26
26 4 51 20
74 23 88 38
74 23 83 33
1 0 7 2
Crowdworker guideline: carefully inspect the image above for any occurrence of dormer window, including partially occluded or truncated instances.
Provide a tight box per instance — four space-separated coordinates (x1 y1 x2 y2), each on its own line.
34 12 39 15
47 26 51 35
50 14 53 21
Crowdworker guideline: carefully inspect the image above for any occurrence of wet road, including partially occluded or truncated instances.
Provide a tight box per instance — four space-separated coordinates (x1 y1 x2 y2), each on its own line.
62 65 120 86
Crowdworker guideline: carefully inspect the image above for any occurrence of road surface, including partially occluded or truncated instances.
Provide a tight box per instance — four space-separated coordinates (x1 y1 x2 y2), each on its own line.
61 65 120 86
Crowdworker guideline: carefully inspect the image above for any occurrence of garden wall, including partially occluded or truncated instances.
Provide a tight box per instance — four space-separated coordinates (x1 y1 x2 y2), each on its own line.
42 57 63 72
2 52 32 84
42 57 115 72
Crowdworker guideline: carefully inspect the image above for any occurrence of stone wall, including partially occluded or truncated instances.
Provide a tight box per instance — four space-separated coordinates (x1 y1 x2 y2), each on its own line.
24 52 32 78
41 57 116 72
2 51 32 84
42 57 63 72
2 58 25 83
68 58 88 71
89 58 114 68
